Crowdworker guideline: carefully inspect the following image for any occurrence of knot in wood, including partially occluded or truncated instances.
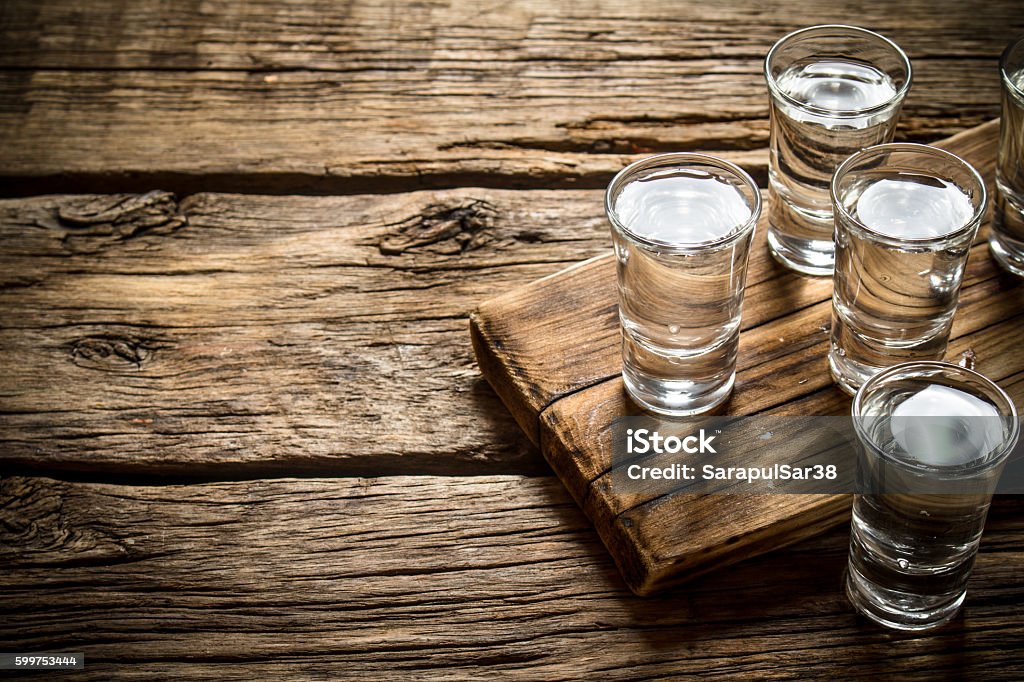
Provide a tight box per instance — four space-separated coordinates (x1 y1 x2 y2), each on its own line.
0 478 129 567
379 198 497 256
48 191 187 252
71 335 157 371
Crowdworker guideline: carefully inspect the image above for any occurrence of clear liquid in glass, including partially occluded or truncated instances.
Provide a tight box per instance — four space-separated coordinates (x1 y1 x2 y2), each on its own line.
830 171 975 394
769 58 901 275
612 169 753 415
848 382 1010 630
991 67 1024 275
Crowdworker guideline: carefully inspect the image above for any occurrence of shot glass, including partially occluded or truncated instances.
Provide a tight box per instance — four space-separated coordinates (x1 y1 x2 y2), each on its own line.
990 35 1024 276
846 361 1020 630
829 143 987 396
765 25 911 276
605 153 761 416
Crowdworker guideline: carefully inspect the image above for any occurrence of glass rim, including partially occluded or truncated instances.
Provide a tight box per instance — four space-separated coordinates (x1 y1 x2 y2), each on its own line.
764 24 913 119
1001 35 1024 100
604 152 762 254
831 142 987 246
852 361 1021 475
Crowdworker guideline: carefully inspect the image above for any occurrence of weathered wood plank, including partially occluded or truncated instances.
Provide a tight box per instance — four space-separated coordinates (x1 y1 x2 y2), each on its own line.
0 1 1020 193
3 474 1024 679
3 0 1017 71
0 188 623 477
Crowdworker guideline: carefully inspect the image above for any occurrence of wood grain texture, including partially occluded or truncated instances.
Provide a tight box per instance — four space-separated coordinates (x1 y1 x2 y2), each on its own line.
4 474 1024 680
1 3 1022 678
472 120 1024 594
0 188 624 477
0 1 1021 194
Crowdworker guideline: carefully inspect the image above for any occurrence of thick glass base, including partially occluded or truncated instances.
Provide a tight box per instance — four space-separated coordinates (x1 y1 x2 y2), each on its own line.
990 188 1024 277
767 225 835 277
622 366 734 417
846 564 965 632
828 347 882 396
989 231 1024 277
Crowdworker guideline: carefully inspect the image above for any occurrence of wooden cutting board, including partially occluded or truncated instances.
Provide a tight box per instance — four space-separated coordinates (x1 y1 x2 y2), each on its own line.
471 120 1024 595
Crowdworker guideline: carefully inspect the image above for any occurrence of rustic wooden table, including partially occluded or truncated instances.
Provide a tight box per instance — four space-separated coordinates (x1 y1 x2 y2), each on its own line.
2 1 1024 678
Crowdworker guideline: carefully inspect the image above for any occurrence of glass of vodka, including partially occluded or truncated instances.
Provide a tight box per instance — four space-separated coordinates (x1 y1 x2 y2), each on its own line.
605 154 761 416
829 143 987 395
765 25 911 276
990 35 1024 276
847 361 1020 630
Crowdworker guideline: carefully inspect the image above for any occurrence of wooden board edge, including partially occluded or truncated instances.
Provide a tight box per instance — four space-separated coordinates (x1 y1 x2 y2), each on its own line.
936 118 1001 155
538 399 596 507
538 398 853 596
626 491 851 593
470 311 543 445
617 495 853 596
